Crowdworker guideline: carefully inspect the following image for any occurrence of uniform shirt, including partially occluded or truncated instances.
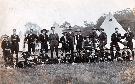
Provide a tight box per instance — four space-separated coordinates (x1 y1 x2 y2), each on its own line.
90 31 98 39
84 40 91 46
25 34 38 44
89 31 98 43
39 34 48 43
76 34 83 43
66 32 74 43
60 36 66 44
49 33 59 41
122 32 134 42
111 33 121 43
98 32 107 42
11 35 20 44
49 33 59 47
1 40 10 50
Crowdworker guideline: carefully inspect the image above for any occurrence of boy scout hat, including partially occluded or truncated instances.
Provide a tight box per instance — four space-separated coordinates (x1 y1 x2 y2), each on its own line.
3 35 9 38
92 28 97 30
13 29 16 32
68 26 72 30
115 27 118 30
42 29 47 32
30 29 33 31
62 31 67 34
51 27 55 30
75 29 81 32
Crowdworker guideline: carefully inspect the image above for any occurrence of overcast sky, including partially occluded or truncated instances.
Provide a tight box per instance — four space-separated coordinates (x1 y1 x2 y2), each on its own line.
0 0 135 36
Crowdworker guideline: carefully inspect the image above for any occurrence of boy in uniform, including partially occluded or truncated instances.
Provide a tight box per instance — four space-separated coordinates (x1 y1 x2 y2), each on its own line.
1 36 12 62
11 29 20 63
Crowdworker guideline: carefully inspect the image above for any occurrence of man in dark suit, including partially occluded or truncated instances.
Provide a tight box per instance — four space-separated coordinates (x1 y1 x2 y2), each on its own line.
1 36 11 62
60 31 68 54
24 29 38 54
97 28 107 61
110 28 121 59
83 36 91 50
39 29 48 53
11 29 20 63
49 27 59 58
83 36 91 62
98 28 107 50
76 29 83 55
90 28 98 49
122 27 134 59
122 27 134 50
66 26 74 63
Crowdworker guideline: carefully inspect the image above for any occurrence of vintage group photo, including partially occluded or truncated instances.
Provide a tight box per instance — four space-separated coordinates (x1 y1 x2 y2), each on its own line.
0 0 135 84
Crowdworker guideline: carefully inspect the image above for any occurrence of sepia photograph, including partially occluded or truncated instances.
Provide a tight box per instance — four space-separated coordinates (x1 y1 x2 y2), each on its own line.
0 0 135 84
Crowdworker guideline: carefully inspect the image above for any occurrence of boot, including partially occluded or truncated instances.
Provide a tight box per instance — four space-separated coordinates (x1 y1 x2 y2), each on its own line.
16 54 18 63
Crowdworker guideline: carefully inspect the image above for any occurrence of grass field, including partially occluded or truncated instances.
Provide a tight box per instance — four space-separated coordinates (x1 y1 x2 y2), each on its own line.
0 47 135 84
0 55 135 84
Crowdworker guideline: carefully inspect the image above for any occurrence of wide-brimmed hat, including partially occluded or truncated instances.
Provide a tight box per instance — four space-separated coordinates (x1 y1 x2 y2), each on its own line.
115 27 118 30
43 29 47 32
92 28 97 30
41 29 47 33
68 26 72 30
75 29 81 32
62 31 67 34
51 27 55 30
30 29 33 31
3 35 9 38
13 29 16 32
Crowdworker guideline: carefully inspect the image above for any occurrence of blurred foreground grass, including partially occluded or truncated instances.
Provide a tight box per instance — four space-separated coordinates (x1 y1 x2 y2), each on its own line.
0 56 135 84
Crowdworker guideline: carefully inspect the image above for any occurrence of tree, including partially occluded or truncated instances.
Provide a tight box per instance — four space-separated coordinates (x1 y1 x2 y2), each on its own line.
24 22 41 36
95 15 106 28
96 8 135 39
84 21 95 27
113 8 135 38
60 21 71 28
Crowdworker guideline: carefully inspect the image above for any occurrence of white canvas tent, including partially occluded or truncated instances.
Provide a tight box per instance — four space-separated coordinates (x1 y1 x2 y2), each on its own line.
18 31 25 51
100 12 135 49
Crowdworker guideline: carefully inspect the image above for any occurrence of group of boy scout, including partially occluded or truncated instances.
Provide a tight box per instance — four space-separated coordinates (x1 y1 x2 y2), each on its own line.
1 29 20 63
110 27 134 61
1 26 134 64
